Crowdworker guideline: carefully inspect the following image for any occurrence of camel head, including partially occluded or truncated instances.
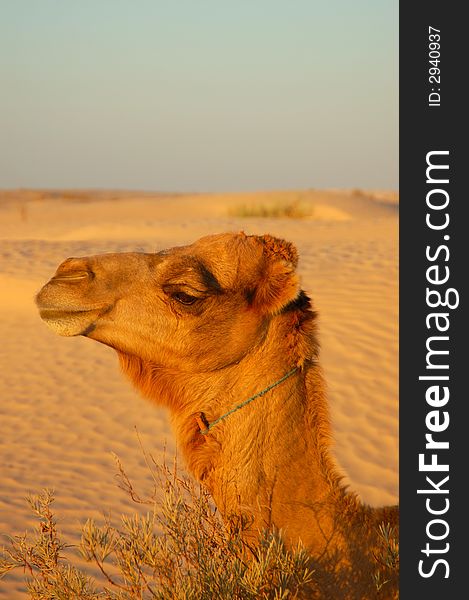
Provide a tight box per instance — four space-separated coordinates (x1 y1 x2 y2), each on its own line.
36 233 303 372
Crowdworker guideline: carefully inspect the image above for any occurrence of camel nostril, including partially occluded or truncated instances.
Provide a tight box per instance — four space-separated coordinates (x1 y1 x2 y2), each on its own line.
51 257 95 283
51 270 92 283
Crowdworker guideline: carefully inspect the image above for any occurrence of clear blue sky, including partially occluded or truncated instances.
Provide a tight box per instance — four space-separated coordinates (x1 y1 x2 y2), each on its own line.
0 1 398 192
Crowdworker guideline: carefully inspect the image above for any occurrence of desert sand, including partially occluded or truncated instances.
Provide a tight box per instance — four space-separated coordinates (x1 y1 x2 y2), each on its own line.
0 188 398 598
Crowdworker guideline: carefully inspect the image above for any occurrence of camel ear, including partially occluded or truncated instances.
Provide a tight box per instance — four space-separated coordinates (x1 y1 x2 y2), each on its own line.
250 235 300 315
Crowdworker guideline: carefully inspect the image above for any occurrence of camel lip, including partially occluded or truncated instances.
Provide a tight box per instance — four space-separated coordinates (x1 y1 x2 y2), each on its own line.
38 307 98 320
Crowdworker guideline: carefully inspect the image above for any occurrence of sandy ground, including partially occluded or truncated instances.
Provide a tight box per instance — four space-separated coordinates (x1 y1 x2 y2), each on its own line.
0 188 398 598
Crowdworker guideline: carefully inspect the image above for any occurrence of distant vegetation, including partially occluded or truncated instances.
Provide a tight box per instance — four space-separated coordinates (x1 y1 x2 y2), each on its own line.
229 198 312 219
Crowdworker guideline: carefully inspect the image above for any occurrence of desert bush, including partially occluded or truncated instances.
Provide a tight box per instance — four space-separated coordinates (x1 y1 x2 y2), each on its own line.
1 453 399 599
0 456 314 599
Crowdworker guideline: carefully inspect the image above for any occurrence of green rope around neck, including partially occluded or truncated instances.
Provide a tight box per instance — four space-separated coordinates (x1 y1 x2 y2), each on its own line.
198 366 299 435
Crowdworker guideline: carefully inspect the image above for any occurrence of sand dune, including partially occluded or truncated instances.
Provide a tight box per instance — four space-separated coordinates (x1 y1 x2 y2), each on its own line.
0 189 398 598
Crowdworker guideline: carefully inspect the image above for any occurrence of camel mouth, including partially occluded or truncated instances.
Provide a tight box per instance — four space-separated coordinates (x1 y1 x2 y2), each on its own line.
37 305 112 337
38 307 98 320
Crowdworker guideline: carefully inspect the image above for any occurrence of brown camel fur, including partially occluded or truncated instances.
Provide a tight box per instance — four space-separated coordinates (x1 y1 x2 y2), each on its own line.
36 232 398 599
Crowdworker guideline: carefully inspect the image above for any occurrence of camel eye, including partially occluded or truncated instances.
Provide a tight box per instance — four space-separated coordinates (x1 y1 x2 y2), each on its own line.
172 291 198 306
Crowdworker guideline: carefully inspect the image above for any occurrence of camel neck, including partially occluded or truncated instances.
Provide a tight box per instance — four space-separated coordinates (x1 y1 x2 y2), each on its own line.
197 366 299 435
173 359 343 552
117 315 344 550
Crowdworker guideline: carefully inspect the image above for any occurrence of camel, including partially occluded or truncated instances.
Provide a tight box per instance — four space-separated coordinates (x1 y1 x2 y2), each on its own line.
36 232 398 599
